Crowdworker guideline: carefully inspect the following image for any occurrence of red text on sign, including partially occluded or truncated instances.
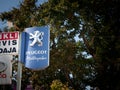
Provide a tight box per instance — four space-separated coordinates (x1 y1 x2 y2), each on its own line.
0 32 18 40
0 74 7 78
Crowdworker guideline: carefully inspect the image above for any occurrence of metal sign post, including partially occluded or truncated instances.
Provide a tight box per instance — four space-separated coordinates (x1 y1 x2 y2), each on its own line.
16 61 22 90
16 32 22 90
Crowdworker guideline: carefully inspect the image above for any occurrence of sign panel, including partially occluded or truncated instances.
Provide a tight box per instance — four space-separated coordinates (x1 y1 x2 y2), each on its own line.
0 32 19 55
0 55 12 84
20 26 50 70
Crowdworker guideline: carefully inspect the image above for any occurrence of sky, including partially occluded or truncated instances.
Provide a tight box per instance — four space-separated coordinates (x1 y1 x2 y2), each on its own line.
0 0 23 30
0 0 23 13
0 0 47 30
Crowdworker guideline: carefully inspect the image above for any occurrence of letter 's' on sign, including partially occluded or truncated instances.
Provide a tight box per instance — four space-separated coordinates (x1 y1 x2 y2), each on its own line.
0 32 19 55
20 26 50 70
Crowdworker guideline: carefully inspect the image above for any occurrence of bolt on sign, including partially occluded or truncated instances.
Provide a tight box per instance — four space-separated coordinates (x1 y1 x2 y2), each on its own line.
0 32 19 55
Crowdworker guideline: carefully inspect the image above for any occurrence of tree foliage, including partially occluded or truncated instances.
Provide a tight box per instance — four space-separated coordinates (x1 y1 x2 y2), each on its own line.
0 0 120 90
50 79 69 90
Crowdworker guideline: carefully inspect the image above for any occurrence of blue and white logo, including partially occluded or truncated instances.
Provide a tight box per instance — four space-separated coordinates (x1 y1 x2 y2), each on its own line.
29 31 44 46
20 26 50 70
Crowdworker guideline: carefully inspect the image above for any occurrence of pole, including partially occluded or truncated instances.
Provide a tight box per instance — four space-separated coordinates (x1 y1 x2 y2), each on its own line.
16 32 22 90
16 61 22 90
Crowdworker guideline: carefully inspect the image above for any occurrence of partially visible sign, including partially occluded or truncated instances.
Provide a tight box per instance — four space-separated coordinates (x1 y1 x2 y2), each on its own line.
0 55 12 84
20 26 50 70
0 32 19 55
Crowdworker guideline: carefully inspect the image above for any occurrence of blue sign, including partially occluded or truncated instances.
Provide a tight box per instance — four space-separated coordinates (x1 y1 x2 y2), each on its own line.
20 26 50 70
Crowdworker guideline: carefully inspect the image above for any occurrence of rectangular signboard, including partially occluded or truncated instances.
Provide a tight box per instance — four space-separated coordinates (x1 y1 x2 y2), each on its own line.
0 55 12 84
0 32 19 55
20 26 50 70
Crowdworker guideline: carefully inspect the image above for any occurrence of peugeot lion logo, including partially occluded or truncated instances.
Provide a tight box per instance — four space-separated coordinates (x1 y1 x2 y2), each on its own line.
0 61 7 73
29 30 44 46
